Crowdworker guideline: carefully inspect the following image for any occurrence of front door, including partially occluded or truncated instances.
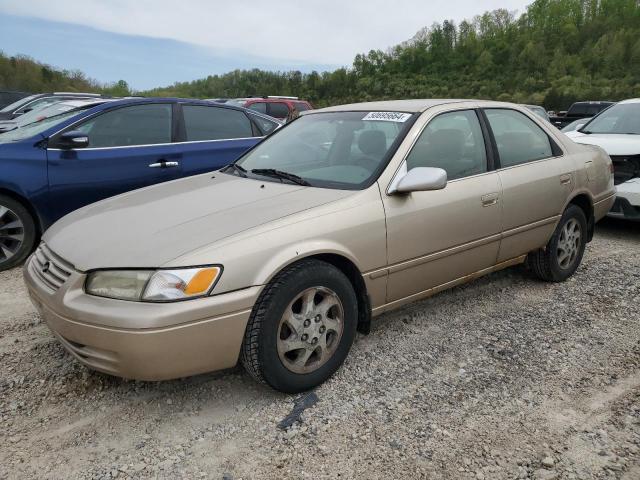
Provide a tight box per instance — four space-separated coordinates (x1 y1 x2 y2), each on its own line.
382 109 503 304
46 103 181 222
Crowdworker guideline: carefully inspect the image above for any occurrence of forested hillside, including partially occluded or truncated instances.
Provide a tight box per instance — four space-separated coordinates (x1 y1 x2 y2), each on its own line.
1 0 639 109
0 52 131 96
144 0 640 109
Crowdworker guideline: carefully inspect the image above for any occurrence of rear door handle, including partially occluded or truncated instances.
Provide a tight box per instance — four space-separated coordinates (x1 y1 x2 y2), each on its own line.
149 160 179 168
560 174 572 185
481 193 499 207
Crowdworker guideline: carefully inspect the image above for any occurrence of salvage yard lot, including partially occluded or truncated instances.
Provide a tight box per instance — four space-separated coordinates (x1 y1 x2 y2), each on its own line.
1 219 639 480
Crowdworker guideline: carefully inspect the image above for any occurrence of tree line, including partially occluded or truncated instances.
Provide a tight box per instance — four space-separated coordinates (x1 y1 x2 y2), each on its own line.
1 0 639 110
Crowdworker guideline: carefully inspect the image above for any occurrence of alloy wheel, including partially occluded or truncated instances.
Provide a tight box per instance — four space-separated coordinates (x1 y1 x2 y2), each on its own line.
0 205 25 263
277 286 344 374
556 218 581 270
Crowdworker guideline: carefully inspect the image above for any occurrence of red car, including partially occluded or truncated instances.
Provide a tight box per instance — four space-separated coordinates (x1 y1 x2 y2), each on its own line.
226 96 313 120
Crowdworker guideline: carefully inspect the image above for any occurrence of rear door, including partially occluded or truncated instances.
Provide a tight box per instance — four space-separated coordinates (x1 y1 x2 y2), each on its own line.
176 104 262 176
482 108 572 262
46 103 181 216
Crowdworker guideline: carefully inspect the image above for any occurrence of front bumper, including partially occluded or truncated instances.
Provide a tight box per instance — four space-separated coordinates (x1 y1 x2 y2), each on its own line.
24 251 261 380
608 180 640 220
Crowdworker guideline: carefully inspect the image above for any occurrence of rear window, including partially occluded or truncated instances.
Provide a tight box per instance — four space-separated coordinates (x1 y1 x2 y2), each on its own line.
268 102 290 118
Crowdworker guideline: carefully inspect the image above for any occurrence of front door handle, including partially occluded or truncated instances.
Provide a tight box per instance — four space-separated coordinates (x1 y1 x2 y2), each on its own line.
481 193 499 207
149 160 179 169
560 174 572 185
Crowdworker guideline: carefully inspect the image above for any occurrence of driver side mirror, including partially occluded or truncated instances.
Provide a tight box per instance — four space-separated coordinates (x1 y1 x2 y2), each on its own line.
391 167 447 194
56 130 89 149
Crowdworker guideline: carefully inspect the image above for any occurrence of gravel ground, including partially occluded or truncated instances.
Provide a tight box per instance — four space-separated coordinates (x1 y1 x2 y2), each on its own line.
0 218 638 480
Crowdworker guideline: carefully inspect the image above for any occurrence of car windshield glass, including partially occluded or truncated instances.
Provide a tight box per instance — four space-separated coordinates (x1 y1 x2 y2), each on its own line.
581 103 638 134
0 110 79 143
234 111 414 189
0 94 39 113
14 102 93 127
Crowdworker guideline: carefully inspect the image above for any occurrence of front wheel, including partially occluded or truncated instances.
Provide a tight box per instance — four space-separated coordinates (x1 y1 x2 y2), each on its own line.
241 259 358 393
527 204 587 282
0 195 37 272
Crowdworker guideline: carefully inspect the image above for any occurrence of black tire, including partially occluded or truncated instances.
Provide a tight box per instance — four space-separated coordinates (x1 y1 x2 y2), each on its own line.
0 194 37 272
527 204 587 282
240 259 358 393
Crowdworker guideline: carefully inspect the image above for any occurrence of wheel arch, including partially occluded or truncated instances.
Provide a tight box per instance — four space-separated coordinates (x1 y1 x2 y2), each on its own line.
0 187 43 236
260 250 372 335
567 192 594 242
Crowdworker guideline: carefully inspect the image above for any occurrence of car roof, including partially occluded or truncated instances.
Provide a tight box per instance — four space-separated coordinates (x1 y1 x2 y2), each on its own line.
618 98 640 104
572 101 614 105
240 98 309 104
313 99 523 113
48 97 283 128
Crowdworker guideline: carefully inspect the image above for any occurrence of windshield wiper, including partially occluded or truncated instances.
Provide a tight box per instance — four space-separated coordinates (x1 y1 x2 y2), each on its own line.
222 163 247 177
251 168 311 186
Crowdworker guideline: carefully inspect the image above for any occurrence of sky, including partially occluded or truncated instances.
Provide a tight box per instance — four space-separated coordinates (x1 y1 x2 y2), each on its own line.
0 0 531 90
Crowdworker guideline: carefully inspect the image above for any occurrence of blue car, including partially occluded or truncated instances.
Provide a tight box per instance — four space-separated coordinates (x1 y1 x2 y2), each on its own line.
0 97 281 270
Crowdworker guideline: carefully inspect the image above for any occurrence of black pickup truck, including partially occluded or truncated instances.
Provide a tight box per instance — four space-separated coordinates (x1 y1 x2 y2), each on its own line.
549 101 614 129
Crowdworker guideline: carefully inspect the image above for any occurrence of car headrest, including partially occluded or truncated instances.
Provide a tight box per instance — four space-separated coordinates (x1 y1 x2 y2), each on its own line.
358 130 387 157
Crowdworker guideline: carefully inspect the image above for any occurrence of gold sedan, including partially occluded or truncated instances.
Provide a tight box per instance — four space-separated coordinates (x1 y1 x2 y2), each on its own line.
24 100 615 392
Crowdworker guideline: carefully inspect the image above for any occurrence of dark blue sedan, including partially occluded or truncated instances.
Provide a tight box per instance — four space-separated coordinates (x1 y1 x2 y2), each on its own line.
0 97 281 270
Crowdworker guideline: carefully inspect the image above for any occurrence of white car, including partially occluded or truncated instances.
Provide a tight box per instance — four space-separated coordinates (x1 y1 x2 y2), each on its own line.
566 99 640 220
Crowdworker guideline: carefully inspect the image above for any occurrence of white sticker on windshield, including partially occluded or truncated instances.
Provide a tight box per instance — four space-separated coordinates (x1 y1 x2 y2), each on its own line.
362 112 412 123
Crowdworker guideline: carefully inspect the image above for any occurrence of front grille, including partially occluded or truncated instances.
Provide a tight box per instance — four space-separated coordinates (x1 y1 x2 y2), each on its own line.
30 243 74 291
610 155 640 185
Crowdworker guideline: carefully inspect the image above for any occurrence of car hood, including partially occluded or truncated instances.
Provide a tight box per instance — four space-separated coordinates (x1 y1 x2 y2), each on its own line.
44 173 355 271
565 131 640 155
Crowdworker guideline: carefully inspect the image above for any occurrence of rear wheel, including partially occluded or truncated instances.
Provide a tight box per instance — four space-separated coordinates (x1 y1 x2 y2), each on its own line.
527 204 587 282
0 195 36 271
241 259 357 393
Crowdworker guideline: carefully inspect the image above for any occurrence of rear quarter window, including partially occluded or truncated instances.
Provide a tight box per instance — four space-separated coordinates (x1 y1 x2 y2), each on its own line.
294 102 311 112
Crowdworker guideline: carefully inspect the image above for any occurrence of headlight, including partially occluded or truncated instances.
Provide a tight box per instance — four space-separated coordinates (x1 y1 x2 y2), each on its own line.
85 266 222 302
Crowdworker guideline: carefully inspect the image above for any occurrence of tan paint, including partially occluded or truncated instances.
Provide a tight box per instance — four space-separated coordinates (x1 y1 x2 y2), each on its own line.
24 99 616 381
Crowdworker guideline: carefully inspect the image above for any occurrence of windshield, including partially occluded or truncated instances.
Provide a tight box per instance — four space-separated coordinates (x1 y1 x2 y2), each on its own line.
581 103 638 134
234 111 414 189
0 94 40 113
14 102 94 127
0 110 79 143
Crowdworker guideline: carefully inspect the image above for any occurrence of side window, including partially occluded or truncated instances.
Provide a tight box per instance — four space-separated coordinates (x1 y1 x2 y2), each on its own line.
248 113 279 136
183 105 253 141
405 110 487 181
268 102 290 119
484 109 553 167
247 102 267 114
294 102 311 112
75 104 172 147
